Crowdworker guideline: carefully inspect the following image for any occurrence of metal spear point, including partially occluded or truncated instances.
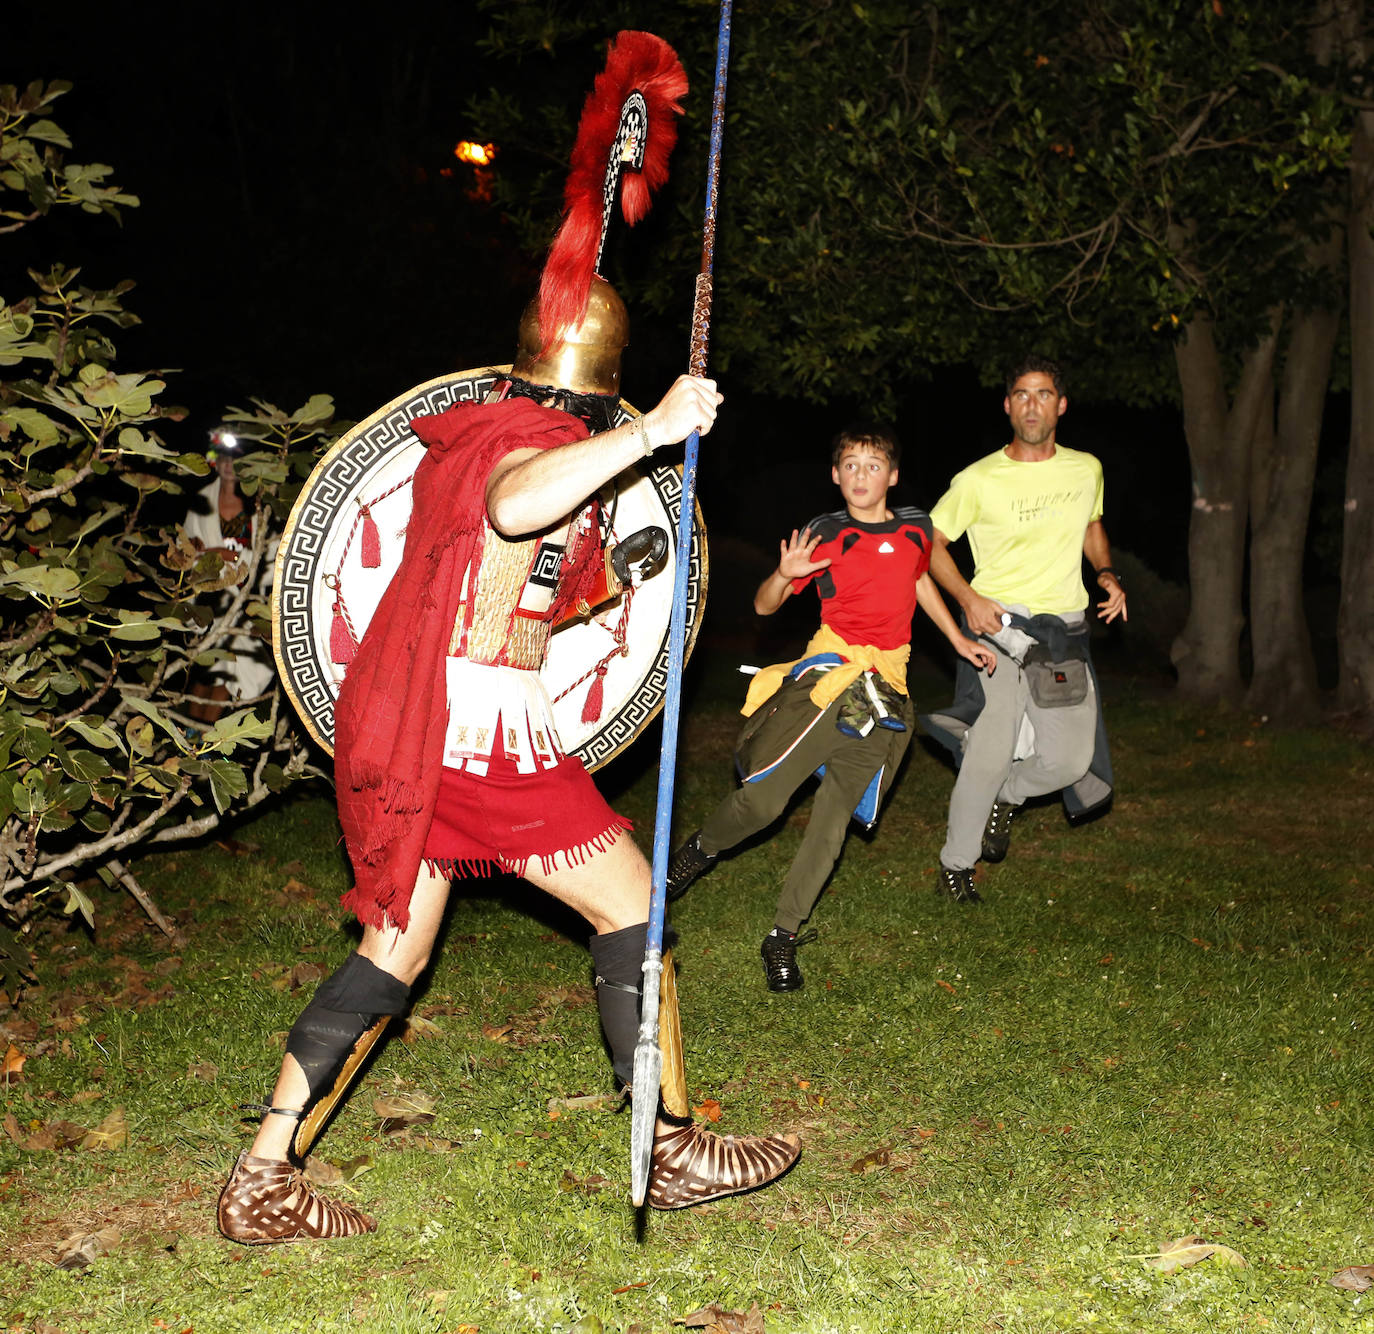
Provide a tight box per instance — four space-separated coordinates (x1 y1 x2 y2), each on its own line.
630 0 734 1209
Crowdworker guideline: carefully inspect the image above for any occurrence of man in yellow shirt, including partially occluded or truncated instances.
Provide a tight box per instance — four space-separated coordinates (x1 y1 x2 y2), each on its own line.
925 357 1127 902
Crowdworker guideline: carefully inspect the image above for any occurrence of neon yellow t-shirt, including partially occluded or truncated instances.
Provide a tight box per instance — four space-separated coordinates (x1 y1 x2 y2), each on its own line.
929 445 1104 616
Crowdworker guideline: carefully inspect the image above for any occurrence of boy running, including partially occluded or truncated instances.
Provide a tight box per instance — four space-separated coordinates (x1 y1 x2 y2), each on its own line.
666 425 995 990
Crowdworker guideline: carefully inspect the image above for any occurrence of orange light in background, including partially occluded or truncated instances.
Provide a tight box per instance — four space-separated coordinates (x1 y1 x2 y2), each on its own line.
454 140 496 166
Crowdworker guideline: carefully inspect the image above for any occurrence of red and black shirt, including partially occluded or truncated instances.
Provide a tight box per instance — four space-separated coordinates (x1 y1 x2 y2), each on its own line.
790 506 933 650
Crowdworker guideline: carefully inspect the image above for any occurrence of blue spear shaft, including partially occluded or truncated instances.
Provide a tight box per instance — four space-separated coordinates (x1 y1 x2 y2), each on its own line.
630 0 735 1208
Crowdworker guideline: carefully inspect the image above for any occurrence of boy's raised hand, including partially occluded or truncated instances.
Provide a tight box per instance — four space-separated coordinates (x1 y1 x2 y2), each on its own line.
777 528 831 582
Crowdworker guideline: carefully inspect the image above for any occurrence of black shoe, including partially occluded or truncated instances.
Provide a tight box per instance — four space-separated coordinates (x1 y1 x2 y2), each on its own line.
666 831 716 903
936 865 982 904
981 800 1017 864
760 928 817 992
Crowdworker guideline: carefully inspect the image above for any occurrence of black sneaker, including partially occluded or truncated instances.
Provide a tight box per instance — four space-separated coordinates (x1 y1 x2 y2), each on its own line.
936 864 982 904
760 928 817 992
666 831 717 903
981 800 1017 864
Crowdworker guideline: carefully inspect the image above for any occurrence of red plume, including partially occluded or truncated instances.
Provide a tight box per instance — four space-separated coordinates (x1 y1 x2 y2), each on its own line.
538 31 688 349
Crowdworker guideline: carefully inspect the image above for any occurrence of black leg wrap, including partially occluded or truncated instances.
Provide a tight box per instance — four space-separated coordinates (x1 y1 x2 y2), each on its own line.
590 921 648 1089
284 953 411 1102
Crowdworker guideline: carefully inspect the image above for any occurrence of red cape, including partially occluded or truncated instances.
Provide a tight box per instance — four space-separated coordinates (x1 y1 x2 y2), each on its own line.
334 398 588 931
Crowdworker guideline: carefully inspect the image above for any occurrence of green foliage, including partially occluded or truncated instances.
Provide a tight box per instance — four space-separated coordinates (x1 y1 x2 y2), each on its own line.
470 1 1353 408
0 82 339 929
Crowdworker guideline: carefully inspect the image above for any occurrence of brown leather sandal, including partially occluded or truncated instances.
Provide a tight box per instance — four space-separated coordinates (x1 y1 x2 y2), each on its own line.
217 1151 377 1244
647 1120 800 1210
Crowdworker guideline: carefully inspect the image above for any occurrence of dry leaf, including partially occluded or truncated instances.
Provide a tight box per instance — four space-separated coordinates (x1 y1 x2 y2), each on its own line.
54 1226 120 1271
3 1111 23 1144
290 961 328 989
408 1132 462 1153
693 1098 723 1123
1142 1234 1247 1273
547 1093 616 1115
849 1146 892 1174
4 1042 26 1079
373 1091 435 1118
80 1106 129 1151
71 1088 103 1104
375 1090 437 1136
186 1061 218 1083
43 1119 89 1150
304 1155 344 1186
560 1170 609 1195
682 1302 766 1333
280 876 314 896
401 1015 444 1043
1330 1265 1374 1291
482 1022 513 1043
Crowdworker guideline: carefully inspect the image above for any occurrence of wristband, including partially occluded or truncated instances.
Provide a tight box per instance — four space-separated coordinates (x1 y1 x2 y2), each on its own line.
633 416 653 457
1095 566 1121 583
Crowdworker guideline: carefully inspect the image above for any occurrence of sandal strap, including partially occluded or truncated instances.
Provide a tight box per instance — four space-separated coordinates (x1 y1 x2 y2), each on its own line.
237 1102 304 1120
217 1151 376 1244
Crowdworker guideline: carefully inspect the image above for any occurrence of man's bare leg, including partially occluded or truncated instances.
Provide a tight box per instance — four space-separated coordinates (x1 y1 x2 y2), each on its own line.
218 871 452 1244
247 869 452 1161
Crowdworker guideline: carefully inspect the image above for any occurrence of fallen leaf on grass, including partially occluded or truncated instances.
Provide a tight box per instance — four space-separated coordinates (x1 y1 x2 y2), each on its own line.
289 961 328 989
4 1042 26 1080
215 836 261 855
547 1093 616 1115
849 1146 892 1174
482 1022 514 1043
81 1106 128 1151
304 1153 373 1186
693 1098 723 1123
560 1170 609 1195
1329 1265 1374 1291
186 1061 218 1083
406 1132 463 1153
375 1089 436 1135
32 1119 88 1151
54 1226 120 1271
3 1111 23 1143
681 1302 766 1333
400 1015 444 1043
1140 1235 1247 1273
373 1091 435 1118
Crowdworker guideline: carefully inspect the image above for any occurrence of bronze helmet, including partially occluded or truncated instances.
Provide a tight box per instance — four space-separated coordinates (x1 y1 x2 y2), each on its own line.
510 275 629 398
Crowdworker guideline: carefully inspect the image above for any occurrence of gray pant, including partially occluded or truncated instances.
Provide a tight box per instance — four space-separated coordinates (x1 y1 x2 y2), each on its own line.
940 644 1097 870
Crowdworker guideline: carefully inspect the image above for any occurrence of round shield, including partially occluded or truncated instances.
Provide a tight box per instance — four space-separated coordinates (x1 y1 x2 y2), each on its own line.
273 367 707 772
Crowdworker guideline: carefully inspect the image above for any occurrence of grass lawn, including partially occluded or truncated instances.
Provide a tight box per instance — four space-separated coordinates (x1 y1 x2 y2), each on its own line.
1 653 1372 1334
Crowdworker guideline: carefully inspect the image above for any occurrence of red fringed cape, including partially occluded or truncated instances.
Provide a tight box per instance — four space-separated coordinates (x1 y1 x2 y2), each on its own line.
334 398 589 932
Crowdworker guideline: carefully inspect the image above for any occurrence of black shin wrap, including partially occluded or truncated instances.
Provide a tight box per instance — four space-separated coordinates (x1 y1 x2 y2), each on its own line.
590 921 648 1089
284 953 411 1102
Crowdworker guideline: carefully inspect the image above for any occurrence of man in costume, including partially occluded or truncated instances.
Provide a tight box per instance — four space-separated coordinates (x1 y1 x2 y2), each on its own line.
217 32 799 1244
921 355 1127 904
664 425 995 991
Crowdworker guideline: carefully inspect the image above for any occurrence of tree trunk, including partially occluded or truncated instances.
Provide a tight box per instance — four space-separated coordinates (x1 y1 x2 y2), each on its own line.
1338 0 1374 717
1247 6 1345 720
1170 307 1280 702
1247 254 1341 718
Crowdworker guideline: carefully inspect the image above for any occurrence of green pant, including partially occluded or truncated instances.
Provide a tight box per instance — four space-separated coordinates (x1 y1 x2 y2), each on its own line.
699 678 912 933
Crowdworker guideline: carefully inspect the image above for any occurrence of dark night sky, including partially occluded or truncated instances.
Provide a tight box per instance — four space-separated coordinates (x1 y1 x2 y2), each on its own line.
6 11 1204 589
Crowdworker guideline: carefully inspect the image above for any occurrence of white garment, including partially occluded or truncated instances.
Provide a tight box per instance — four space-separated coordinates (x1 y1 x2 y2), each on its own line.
441 658 565 776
